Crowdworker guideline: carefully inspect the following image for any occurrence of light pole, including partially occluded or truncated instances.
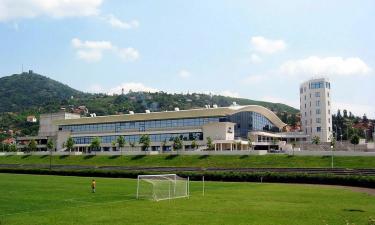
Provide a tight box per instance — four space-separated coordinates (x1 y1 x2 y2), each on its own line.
330 145 334 169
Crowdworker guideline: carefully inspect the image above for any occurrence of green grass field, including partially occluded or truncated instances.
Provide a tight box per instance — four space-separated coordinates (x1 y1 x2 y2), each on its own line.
0 173 374 225
1 155 375 168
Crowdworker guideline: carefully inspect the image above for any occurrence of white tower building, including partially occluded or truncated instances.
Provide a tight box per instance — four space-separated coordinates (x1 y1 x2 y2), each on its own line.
300 78 333 142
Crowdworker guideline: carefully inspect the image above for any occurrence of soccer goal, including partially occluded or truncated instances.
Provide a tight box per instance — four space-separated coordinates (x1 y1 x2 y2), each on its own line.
136 174 189 201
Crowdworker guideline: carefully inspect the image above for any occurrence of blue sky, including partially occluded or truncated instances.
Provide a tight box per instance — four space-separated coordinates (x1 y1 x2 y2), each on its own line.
0 0 374 117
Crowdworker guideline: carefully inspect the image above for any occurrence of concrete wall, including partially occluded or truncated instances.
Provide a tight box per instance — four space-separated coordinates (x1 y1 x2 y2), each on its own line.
202 122 235 141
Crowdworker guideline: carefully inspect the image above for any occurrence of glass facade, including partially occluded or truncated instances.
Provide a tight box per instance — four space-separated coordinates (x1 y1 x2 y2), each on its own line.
61 110 280 143
227 111 279 138
72 132 203 145
310 81 330 89
60 117 222 133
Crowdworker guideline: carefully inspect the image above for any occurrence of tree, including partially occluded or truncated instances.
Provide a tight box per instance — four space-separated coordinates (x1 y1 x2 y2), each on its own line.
191 139 198 150
9 144 17 152
47 139 54 152
139 134 150 151
162 139 167 152
111 141 117 151
117 136 125 154
66 137 75 152
247 137 253 150
90 137 101 152
28 139 37 152
330 137 336 149
47 139 54 170
312 136 320 145
291 141 297 156
130 142 136 151
343 109 348 118
350 134 360 151
173 137 183 151
206 137 214 150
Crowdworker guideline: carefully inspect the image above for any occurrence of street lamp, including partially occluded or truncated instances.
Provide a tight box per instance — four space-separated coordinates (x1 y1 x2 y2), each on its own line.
330 145 334 169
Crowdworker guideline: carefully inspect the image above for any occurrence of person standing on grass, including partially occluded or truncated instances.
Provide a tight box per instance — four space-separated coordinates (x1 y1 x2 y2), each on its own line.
91 179 96 193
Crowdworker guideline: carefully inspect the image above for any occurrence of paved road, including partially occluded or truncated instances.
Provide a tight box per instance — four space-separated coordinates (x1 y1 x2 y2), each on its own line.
1 163 375 176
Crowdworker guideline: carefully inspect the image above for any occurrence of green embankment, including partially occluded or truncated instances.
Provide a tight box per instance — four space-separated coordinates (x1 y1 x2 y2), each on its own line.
0 173 374 225
0 155 375 168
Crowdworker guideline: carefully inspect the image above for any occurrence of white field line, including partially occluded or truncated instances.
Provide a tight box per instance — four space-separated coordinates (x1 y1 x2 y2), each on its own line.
0 195 137 217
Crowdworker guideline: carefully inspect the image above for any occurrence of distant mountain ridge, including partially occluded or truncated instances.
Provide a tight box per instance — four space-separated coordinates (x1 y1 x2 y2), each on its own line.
0 71 299 115
0 71 83 112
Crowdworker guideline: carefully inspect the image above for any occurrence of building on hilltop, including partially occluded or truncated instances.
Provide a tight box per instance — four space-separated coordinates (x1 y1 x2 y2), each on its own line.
300 78 333 142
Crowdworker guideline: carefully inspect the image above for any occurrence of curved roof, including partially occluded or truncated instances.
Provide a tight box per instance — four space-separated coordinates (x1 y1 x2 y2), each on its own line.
55 105 287 129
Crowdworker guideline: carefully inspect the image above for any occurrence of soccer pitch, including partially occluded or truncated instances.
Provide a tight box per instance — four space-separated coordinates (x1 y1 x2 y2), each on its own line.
0 173 374 225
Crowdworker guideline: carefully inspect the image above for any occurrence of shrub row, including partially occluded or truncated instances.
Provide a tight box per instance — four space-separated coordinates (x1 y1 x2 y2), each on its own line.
1 168 374 188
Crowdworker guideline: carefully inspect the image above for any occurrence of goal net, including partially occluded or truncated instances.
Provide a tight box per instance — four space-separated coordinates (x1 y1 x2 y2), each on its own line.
136 174 189 201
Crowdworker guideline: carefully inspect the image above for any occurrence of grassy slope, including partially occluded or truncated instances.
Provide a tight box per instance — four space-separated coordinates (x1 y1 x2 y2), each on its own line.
0 155 375 168
0 173 374 225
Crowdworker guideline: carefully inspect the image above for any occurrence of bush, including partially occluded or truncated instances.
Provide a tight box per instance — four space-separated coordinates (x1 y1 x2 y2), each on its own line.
0 168 374 188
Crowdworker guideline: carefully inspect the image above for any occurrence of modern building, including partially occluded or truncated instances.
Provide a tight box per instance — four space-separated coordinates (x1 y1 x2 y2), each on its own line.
300 78 333 142
47 104 307 152
16 111 80 151
15 105 308 152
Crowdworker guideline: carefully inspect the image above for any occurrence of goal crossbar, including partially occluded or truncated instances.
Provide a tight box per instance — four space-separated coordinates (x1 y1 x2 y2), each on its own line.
136 174 189 201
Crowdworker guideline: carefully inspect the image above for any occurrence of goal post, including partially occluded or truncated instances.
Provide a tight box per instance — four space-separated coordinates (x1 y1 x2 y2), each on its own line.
136 174 189 201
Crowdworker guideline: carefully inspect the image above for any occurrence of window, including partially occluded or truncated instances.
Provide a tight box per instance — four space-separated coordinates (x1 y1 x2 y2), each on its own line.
316 109 321 114
329 127 331 132
309 102 311 107
315 92 320 97
304 104 306 109
328 118 331 123
304 95 306 100
327 92 330 97
317 127 321 132
328 101 330 106
316 118 321 123
305 112 307 116
316 100 320 107
328 110 331 115
300 88 303 94
311 81 324 89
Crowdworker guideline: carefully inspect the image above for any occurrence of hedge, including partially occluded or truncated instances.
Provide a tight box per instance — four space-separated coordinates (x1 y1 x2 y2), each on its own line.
1 168 374 188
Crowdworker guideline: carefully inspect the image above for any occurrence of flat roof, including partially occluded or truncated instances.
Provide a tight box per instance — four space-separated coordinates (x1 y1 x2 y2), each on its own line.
54 105 287 129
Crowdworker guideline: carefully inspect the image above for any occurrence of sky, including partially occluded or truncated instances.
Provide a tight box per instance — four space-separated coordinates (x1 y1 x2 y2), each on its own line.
0 0 374 117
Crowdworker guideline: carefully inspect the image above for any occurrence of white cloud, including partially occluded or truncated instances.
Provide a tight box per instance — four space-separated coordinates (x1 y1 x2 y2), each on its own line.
103 14 139 30
117 47 140 62
279 56 372 77
71 38 113 50
71 38 140 63
0 0 102 21
220 90 240 98
178 69 191 79
249 53 262 64
251 36 286 54
76 50 102 62
108 82 158 95
244 74 264 84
